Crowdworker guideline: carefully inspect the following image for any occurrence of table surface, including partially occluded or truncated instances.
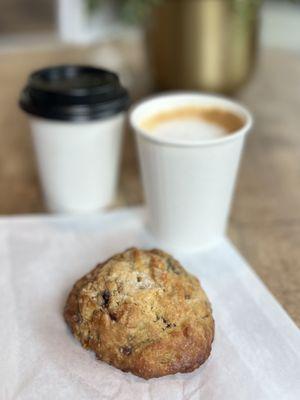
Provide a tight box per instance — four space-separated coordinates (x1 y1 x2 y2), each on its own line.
0 41 299 327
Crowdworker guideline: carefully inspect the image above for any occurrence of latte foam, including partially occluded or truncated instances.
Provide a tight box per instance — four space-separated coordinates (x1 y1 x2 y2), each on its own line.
140 106 245 142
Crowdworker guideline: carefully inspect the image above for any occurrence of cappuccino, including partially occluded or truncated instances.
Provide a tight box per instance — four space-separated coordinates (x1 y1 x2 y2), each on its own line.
140 106 245 142
130 93 252 249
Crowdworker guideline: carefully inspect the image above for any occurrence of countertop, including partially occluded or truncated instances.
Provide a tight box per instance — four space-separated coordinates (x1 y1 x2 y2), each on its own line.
0 41 299 326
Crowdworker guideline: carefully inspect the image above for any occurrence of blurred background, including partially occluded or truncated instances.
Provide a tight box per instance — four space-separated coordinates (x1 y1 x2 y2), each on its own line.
0 0 300 214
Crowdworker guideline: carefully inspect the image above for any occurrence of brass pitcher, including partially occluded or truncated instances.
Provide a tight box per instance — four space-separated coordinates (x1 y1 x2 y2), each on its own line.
147 0 261 93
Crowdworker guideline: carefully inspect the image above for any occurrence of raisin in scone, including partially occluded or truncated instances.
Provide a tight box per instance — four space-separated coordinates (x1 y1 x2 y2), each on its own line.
64 248 214 379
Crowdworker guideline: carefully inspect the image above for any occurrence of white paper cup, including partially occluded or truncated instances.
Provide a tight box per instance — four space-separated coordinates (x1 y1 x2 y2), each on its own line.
20 65 129 213
130 93 253 251
29 114 125 213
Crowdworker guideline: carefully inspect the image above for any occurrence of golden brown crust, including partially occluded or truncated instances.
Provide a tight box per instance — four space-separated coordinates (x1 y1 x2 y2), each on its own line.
64 248 214 379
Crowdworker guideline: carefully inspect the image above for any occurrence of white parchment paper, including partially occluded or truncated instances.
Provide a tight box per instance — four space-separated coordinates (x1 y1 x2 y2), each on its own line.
0 208 300 400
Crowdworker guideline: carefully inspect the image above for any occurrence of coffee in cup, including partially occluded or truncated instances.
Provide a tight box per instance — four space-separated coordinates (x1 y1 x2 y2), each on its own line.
130 93 252 251
140 105 245 142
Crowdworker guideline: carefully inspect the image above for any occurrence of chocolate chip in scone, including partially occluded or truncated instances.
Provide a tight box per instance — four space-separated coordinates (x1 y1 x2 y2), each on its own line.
162 317 176 329
109 312 118 321
101 289 110 307
166 258 181 275
154 315 176 329
120 346 132 356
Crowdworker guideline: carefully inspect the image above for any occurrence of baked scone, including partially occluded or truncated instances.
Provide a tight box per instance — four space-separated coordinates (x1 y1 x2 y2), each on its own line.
64 248 214 379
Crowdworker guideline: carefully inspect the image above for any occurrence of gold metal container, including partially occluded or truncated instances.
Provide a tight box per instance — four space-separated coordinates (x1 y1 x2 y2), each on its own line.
147 0 261 93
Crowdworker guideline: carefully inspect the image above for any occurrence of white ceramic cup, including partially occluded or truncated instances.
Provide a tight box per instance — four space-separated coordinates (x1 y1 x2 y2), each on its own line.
130 93 253 251
29 114 125 213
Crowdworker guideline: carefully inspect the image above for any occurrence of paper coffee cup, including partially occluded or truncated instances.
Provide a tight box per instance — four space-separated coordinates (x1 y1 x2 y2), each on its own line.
130 93 253 251
20 65 129 213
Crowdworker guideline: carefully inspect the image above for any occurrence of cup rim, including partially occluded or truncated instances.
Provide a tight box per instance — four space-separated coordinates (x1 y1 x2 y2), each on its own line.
130 92 253 147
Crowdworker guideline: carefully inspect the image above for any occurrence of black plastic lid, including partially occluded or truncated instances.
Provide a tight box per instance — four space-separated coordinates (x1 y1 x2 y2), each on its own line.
19 65 130 121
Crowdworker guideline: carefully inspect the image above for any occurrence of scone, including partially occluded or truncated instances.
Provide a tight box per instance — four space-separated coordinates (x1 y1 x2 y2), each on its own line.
64 248 214 379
